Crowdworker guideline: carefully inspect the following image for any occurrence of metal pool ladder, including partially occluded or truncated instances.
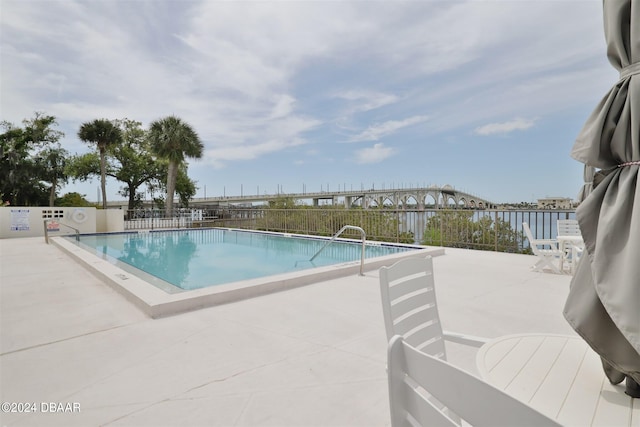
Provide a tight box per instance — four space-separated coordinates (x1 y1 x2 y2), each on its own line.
310 225 366 276
43 219 80 243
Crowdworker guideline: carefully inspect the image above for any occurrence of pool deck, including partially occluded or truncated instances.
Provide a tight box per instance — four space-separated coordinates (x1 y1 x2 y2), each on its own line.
1 237 576 426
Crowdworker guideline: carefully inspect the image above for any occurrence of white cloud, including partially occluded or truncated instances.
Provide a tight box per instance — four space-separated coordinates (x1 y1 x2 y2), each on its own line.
349 115 429 143
206 137 306 168
0 0 610 203
355 143 395 164
204 114 320 167
334 90 400 113
474 118 536 136
269 95 296 120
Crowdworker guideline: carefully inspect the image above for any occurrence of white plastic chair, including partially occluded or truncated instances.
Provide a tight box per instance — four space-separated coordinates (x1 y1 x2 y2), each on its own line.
379 256 488 424
379 256 487 358
570 243 585 274
557 219 581 237
557 219 584 273
522 222 563 274
387 335 561 427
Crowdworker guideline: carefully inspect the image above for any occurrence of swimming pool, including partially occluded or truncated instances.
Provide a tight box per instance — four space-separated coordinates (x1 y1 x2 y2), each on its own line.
71 228 413 292
53 228 442 318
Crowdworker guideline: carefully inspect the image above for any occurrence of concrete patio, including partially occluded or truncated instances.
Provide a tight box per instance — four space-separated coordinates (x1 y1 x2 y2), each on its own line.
0 237 575 426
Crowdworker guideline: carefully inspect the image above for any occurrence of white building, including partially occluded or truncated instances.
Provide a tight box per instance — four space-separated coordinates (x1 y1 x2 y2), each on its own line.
537 197 573 209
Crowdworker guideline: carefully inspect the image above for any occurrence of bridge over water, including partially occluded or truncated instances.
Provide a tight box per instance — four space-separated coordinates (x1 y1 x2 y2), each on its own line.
186 185 496 210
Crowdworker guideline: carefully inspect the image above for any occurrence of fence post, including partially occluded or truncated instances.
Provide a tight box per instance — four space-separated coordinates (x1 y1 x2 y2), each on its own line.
284 209 288 233
494 210 499 252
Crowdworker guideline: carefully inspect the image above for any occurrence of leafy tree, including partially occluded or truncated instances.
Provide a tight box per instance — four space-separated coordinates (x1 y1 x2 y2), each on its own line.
421 210 474 248
268 197 300 209
78 119 123 209
55 192 94 207
111 119 164 211
421 210 524 252
67 119 159 211
0 112 64 205
0 122 38 205
147 116 203 216
22 112 65 147
65 152 101 182
142 162 198 212
175 163 197 207
252 204 414 244
35 146 69 206
66 119 198 214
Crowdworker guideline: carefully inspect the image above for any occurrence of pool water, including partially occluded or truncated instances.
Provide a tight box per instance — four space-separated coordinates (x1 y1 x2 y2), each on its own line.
72 228 414 292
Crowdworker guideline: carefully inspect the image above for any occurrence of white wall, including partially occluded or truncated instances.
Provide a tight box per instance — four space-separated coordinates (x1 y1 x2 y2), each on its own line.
0 207 99 239
97 209 125 233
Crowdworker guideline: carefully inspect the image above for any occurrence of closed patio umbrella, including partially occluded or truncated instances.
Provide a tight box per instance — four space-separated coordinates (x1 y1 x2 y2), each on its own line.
576 165 595 202
564 0 640 397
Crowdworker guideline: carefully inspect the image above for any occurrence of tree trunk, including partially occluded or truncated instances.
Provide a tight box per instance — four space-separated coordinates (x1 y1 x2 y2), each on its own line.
127 184 136 211
99 149 107 209
166 161 178 217
49 178 56 207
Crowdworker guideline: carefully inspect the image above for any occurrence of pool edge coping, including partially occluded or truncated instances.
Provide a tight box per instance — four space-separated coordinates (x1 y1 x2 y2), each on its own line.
51 230 445 318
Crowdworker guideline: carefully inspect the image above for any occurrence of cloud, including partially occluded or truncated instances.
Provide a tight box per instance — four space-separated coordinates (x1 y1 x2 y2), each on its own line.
334 90 400 113
269 95 296 120
348 115 429 143
206 137 306 169
355 143 395 164
204 114 320 168
474 118 536 136
0 0 608 201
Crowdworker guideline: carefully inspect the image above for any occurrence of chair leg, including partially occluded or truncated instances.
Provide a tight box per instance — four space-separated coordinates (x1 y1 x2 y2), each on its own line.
532 256 562 274
570 245 584 275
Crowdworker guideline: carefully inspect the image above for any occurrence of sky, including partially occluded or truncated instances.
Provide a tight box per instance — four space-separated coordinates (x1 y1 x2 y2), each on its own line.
1 0 618 205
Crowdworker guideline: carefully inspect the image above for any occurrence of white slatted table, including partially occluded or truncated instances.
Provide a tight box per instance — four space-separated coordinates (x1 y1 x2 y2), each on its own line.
476 334 639 426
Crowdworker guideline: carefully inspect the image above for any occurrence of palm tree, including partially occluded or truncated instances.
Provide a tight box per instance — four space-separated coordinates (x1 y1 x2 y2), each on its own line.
36 146 69 206
147 116 203 216
77 119 123 208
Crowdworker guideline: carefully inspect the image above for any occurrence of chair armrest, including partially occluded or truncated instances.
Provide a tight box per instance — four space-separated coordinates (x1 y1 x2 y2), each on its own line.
534 239 559 245
443 330 489 347
533 239 561 251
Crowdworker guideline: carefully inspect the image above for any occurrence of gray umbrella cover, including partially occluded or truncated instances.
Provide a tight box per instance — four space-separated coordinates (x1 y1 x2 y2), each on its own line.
564 0 640 382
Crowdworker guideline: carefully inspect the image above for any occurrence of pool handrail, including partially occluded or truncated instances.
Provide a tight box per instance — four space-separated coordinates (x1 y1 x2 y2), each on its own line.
310 225 366 276
43 219 80 244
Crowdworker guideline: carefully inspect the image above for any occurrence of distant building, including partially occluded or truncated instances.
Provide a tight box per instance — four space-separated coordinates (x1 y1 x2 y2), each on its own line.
537 197 573 209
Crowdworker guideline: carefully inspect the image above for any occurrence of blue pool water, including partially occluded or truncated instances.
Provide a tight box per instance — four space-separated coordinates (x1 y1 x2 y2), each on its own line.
71 228 414 292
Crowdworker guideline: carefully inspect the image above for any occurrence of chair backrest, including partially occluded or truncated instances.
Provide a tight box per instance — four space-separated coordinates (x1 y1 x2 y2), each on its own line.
522 222 542 255
522 222 535 244
557 219 581 237
387 335 561 427
379 256 446 359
